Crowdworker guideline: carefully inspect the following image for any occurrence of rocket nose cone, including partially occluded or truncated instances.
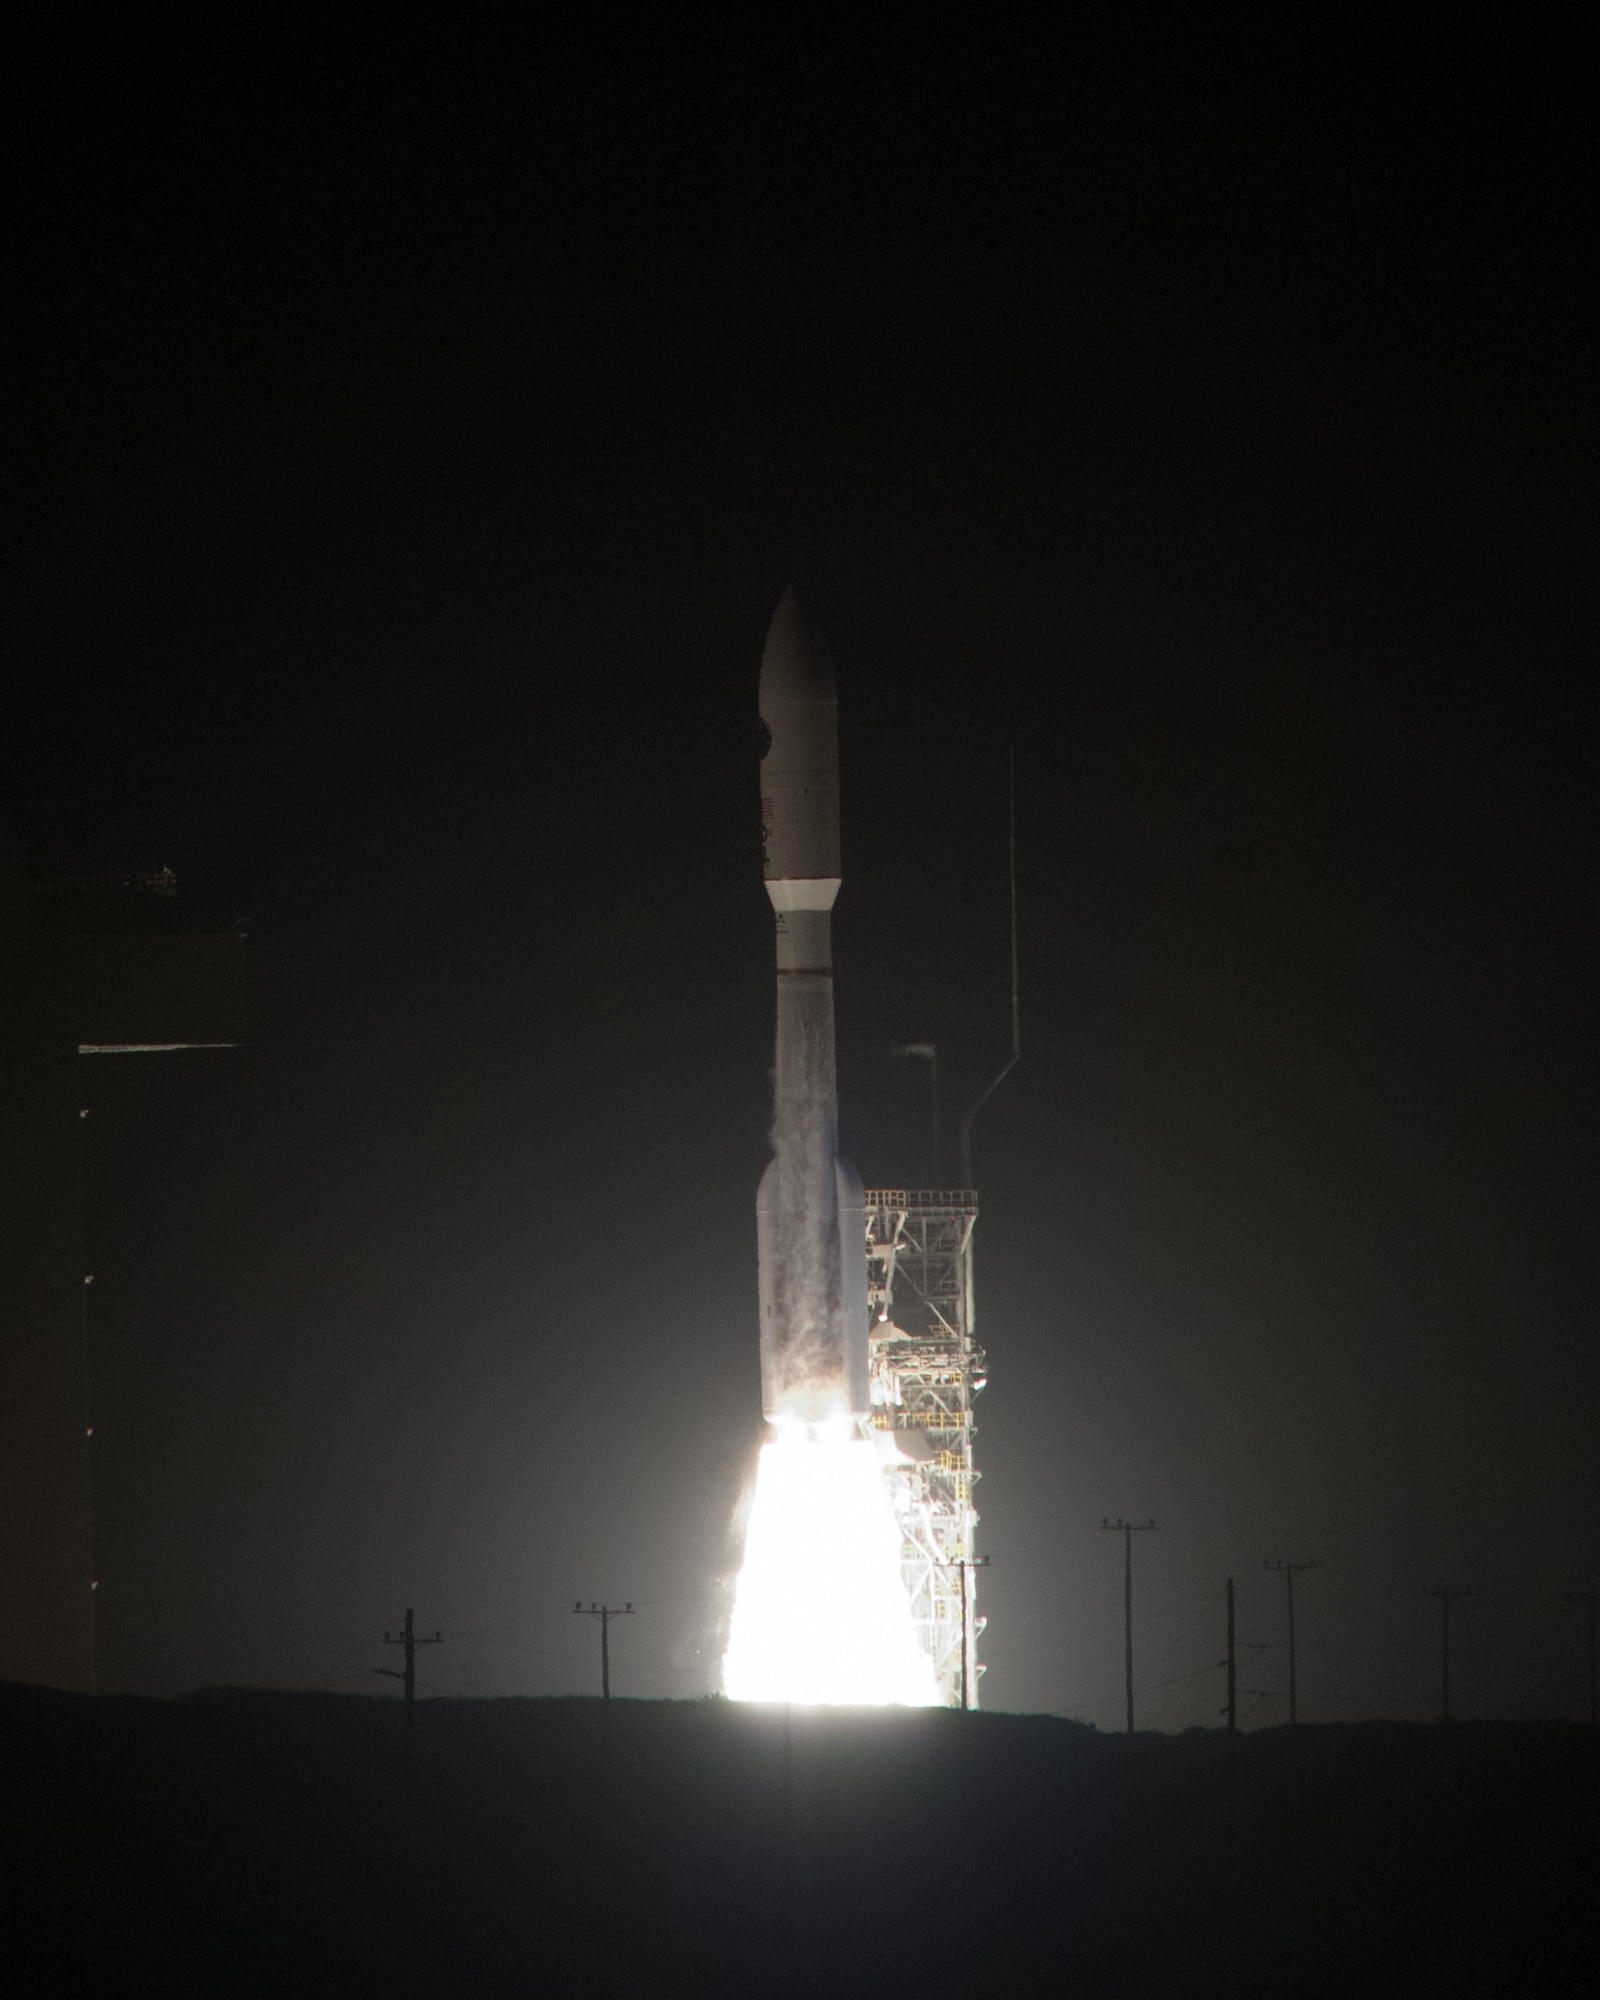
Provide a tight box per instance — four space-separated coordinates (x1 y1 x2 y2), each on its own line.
760 587 836 705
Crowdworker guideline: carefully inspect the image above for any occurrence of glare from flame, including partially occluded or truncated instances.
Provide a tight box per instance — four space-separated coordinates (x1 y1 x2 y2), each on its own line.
722 1405 941 1706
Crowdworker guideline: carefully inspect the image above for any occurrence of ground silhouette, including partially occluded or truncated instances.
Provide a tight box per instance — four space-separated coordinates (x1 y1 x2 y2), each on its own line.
4 1684 1592 1996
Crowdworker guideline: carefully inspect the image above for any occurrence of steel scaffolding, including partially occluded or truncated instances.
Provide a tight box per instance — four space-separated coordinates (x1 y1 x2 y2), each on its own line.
864 1189 988 1707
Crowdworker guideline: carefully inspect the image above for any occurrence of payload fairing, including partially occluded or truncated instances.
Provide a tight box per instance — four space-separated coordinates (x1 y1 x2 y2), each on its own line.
756 590 869 1421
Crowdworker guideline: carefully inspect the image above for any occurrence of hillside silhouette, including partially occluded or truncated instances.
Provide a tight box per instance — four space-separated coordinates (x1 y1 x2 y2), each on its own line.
6 1685 1594 1995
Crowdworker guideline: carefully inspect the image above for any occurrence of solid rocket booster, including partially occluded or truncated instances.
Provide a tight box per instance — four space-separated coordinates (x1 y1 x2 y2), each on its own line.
756 589 869 1421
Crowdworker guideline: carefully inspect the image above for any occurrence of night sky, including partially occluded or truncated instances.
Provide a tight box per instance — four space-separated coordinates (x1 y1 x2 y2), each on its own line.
7 17 1594 1724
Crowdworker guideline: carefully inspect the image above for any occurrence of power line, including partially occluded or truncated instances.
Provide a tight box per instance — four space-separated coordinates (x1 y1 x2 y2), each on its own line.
985 1581 1223 1665
1141 1661 1220 1696
1244 1637 1570 1666
1058 1659 1220 1720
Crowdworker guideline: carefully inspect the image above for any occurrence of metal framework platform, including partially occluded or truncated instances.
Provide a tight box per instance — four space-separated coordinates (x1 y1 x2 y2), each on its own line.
864 1189 988 1706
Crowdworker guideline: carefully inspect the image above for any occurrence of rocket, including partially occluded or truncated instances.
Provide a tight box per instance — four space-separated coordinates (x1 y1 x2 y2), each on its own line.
756 589 869 1422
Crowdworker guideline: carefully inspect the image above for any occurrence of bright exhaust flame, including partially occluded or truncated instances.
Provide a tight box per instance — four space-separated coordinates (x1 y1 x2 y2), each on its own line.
722 1406 940 1706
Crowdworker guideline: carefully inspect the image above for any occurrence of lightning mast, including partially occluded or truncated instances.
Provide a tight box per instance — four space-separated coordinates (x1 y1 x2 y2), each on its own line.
866 748 1018 1707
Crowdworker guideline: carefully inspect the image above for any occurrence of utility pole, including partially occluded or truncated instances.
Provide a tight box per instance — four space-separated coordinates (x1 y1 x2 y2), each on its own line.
1421 1585 1469 1722
574 1601 632 1700
1226 1577 1237 1737
1569 1592 1598 1725
937 1555 991 1710
1263 1558 1314 1724
373 1608 443 1744
1101 1519 1156 1733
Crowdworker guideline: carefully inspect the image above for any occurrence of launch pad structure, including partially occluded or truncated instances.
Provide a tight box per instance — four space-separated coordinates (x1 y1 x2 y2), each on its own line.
865 1188 988 1707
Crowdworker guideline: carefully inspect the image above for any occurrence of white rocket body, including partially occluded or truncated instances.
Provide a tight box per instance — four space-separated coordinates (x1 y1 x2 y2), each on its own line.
756 590 869 1421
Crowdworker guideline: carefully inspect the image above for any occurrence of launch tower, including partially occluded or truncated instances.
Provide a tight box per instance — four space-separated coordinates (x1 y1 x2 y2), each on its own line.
865 1187 987 1707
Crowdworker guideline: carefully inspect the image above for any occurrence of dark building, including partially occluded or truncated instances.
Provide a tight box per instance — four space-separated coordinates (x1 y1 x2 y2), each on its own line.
0 843 244 1691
